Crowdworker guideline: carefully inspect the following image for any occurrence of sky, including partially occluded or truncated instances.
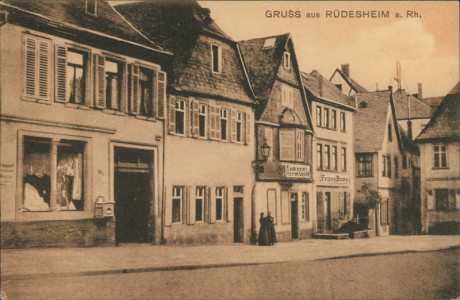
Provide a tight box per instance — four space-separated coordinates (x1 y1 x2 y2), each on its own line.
197 1 459 98
111 1 459 98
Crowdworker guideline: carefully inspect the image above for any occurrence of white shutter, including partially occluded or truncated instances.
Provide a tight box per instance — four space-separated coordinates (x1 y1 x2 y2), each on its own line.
245 113 251 144
168 96 176 134
157 71 167 119
23 36 37 97
38 40 50 100
164 186 172 226
231 110 237 142
93 54 105 108
55 45 67 103
129 64 140 114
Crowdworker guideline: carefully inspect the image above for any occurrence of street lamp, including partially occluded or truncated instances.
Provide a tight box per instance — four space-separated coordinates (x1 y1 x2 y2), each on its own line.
260 142 271 161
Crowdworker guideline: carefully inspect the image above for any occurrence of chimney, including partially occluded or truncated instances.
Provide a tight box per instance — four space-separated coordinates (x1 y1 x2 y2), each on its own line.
407 120 413 141
341 64 350 77
417 83 423 99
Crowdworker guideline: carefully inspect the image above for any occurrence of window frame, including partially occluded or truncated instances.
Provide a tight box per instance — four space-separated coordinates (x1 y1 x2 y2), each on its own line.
331 110 337 130
174 99 186 135
215 187 225 222
211 43 222 74
281 84 294 109
340 112 346 132
198 103 207 138
283 51 291 69
317 144 323 170
388 123 393 142
195 186 205 223
323 107 330 129
316 106 322 127
279 128 305 162
433 144 448 169
331 146 337 171
220 108 228 141
341 147 347 172
172 186 183 224
236 111 243 143
103 57 125 112
356 153 373 177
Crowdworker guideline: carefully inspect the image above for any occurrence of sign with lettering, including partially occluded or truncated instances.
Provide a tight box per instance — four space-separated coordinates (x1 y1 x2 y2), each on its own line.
0 163 14 186
320 174 350 184
285 164 310 179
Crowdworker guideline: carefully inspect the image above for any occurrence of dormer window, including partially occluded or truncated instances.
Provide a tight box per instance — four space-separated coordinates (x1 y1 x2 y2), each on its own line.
211 43 221 73
85 0 97 16
263 38 276 49
283 52 291 69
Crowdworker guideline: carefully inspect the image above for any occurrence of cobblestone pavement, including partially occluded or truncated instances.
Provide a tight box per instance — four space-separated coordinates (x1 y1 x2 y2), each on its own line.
1 235 459 280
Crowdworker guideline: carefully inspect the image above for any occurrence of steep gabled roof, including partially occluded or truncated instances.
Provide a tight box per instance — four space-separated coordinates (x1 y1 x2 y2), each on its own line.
420 96 444 116
115 0 254 104
330 68 369 93
1 0 165 51
354 90 403 152
301 70 355 109
392 89 432 119
239 33 290 103
416 81 460 142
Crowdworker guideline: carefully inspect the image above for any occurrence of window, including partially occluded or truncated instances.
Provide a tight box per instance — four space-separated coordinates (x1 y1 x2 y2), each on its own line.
139 67 154 116
402 154 407 169
172 187 183 223
85 0 97 15
236 112 243 142
317 144 323 170
386 155 391 177
23 136 85 212
301 192 310 221
175 99 185 135
282 85 294 108
220 109 228 140
66 49 87 104
216 187 224 221
340 112 346 132
195 187 205 222
357 153 373 177
211 44 221 73
394 156 399 178
341 147 347 171
283 52 291 69
105 59 122 110
434 145 448 168
264 127 273 159
316 106 322 127
331 146 337 171
388 123 392 142
22 35 51 101
435 189 457 211
263 38 276 49
323 108 330 128
199 104 207 138
324 145 330 170
331 110 337 130
280 128 304 162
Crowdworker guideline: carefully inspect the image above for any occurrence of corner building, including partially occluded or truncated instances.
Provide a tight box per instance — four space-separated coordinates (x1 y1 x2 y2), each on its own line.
239 34 314 242
117 0 256 244
0 0 170 248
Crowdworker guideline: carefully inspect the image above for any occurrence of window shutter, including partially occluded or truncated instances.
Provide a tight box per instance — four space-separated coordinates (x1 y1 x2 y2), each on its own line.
209 106 216 139
183 186 189 224
188 186 195 225
245 113 251 144
157 71 166 119
346 192 351 215
168 96 176 134
54 45 68 103
216 107 221 139
231 110 237 142
338 192 344 217
93 54 105 108
38 40 50 100
210 187 216 224
129 64 140 114
204 187 210 223
164 186 172 226
225 187 231 222
190 99 199 137
23 36 37 97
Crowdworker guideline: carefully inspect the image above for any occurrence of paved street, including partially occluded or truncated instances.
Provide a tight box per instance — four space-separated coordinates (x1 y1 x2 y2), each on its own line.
2 250 458 300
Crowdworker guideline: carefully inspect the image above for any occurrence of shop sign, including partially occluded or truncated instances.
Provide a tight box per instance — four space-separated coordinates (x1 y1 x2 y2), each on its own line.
0 163 14 186
320 174 350 184
285 164 310 179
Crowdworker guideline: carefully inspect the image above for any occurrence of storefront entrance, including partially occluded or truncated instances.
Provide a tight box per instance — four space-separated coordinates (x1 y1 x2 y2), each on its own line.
233 197 244 243
114 147 153 244
290 193 299 239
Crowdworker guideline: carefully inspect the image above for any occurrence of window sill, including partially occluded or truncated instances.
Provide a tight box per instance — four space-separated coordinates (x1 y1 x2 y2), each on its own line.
21 96 51 105
432 167 449 170
65 103 90 110
135 115 156 122
102 109 125 116
356 175 374 178
18 210 93 221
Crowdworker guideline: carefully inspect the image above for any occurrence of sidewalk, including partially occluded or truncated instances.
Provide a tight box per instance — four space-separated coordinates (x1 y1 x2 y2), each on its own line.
2 235 459 280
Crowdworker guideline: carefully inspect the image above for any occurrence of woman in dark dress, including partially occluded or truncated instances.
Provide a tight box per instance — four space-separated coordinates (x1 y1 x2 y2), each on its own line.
266 211 276 246
258 212 269 246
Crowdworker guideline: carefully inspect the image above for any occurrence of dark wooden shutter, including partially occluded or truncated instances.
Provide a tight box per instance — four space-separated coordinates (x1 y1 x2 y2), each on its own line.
210 106 216 139
93 54 105 108
231 110 236 142
38 40 50 100
216 107 221 139
168 96 176 134
128 64 140 114
188 186 195 225
157 71 166 119
183 186 188 225
245 113 251 144
55 45 67 103
209 187 216 224
24 36 37 97
225 186 231 222
205 187 210 223
164 186 172 226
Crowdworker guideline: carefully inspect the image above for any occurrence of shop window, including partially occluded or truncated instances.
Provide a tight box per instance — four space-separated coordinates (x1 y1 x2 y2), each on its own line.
331 110 337 130
175 99 185 135
211 43 221 73
279 128 304 162
433 145 448 168
216 187 224 221
340 112 346 132
22 35 51 101
341 147 347 171
316 106 322 127
195 187 205 222
199 104 207 138
23 136 85 212
172 186 183 223
220 109 228 140
356 153 372 177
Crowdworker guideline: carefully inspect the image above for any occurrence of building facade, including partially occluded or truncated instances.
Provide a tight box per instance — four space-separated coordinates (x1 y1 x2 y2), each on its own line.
240 34 314 242
301 71 356 234
117 1 256 244
416 82 460 234
0 0 170 248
